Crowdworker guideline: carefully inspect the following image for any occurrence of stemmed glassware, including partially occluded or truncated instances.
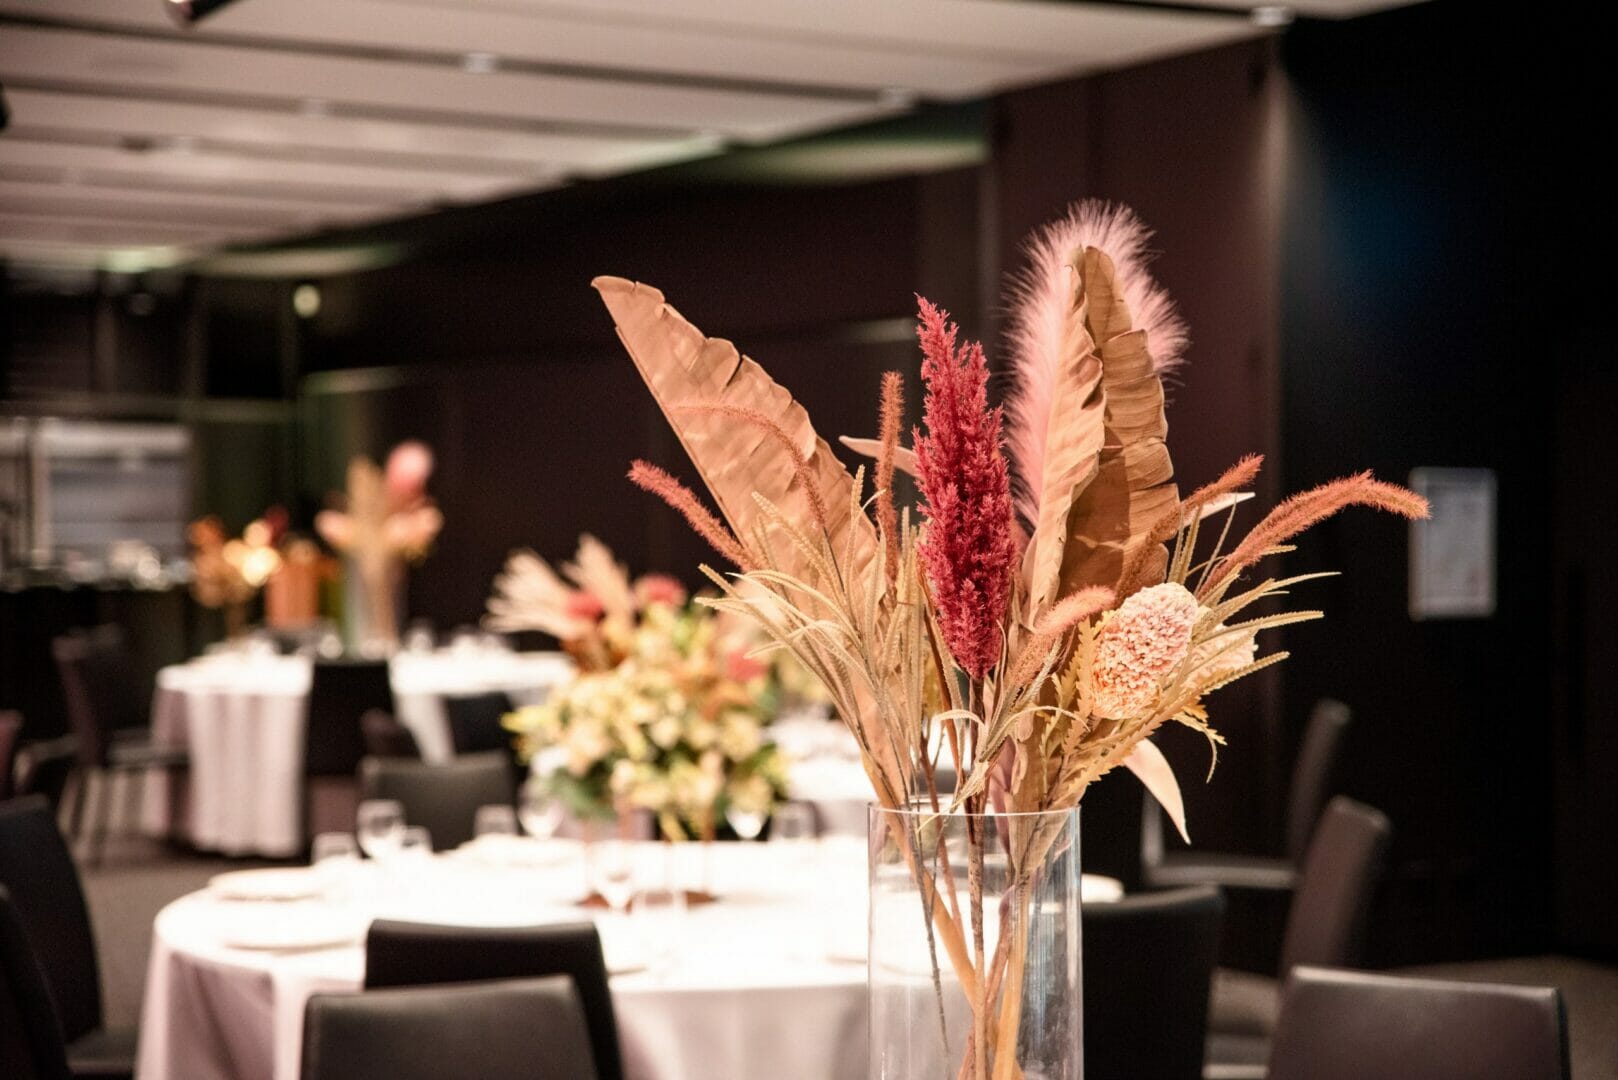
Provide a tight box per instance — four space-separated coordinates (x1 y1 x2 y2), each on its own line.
311 831 360 900
474 804 519 839
725 804 767 842
593 838 636 918
518 780 565 841
356 800 405 861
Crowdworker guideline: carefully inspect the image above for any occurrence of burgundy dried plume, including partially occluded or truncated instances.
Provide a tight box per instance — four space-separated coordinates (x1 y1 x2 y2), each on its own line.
912 298 1017 680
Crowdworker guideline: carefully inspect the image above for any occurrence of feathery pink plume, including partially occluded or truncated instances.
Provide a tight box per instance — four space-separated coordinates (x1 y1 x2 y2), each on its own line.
913 298 1018 681
1004 201 1189 525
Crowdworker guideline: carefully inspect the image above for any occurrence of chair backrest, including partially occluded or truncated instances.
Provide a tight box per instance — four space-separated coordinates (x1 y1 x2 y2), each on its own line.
360 710 422 760
358 753 514 851
14 737 78 815
50 630 141 767
1279 796 1391 974
364 920 622 1080
1284 699 1352 863
0 711 22 801
0 796 103 1043
443 692 516 757
301 976 597 1080
1082 886 1224 1080
0 886 73 1080
1268 965 1569 1080
306 660 395 777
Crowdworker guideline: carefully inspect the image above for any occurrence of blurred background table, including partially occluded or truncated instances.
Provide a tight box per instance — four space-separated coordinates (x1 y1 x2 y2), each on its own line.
140 649 574 856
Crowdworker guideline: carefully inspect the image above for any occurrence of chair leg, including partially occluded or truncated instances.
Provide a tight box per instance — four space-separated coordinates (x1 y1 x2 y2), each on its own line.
66 766 89 841
90 769 113 866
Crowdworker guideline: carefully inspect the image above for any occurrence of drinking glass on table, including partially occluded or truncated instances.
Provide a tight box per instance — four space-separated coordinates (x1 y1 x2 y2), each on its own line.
725 803 767 842
356 800 405 861
398 825 432 859
518 780 565 841
593 839 636 917
635 883 688 977
474 804 519 839
311 831 360 898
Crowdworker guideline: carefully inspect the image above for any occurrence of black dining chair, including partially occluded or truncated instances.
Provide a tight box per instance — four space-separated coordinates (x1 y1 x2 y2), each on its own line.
0 711 22 802
1146 699 1352 893
443 691 518 757
0 797 134 1080
359 710 422 760
52 630 188 864
2 884 74 1080
1205 796 1392 1077
1267 966 1570 1080
13 736 79 816
305 659 394 840
363 920 623 1080
358 753 514 851
1084 886 1225 1080
301 976 598 1080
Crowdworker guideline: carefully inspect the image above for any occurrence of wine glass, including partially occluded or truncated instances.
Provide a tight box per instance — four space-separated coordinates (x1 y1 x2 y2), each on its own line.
518 780 565 841
356 800 405 861
725 804 767 842
475 804 519 839
635 884 687 977
311 831 360 899
593 839 636 917
398 825 433 861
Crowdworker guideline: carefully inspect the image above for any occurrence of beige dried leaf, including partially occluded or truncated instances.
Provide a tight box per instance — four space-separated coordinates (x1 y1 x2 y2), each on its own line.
595 276 878 585
1055 248 1180 598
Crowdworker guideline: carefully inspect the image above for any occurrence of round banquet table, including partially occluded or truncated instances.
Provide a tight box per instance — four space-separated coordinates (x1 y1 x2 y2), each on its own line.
140 650 575 857
137 838 1124 1080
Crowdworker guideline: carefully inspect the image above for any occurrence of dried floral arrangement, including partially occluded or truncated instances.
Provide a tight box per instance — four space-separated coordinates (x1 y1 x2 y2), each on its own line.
188 511 285 637
484 533 689 671
596 200 1428 1077
315 440 443 648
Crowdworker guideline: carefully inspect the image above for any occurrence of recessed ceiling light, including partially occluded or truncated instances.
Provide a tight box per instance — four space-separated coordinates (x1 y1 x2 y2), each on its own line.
1251 5 1294 27
292 283 321 319
462 52 499 75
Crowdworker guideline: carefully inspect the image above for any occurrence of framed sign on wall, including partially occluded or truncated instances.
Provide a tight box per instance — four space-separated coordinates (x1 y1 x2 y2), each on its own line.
1408 467 1496 620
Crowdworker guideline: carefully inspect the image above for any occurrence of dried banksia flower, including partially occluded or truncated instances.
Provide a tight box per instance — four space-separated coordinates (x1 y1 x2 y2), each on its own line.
1092 582 1199 719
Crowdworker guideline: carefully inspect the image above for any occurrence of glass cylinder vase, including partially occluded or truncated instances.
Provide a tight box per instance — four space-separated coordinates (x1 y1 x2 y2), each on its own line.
868 801 1082 1080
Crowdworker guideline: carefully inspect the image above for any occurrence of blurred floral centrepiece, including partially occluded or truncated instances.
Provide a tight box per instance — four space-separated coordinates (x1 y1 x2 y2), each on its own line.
489 535 787 843
595 199 1430 1079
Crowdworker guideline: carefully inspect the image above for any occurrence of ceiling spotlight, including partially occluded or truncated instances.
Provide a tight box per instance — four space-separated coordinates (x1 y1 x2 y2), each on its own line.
461 52 499 75
164 0 245 26
292 283 321 319
1250 5 1294 27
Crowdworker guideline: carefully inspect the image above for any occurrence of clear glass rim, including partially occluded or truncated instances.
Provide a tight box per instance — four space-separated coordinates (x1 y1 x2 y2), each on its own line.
868 798 1079 821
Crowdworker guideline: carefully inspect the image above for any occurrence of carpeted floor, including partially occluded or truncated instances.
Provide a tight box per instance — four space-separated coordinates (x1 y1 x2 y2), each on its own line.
74 834 1618 1076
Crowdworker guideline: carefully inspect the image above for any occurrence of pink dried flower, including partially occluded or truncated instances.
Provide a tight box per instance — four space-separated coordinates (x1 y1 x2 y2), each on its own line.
912 297 1017 680
634 573 688 609
564 590 606 622
1092 582 1199 719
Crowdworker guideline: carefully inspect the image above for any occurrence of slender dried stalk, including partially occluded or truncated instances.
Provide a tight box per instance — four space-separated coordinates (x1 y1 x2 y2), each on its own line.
628 461 753 570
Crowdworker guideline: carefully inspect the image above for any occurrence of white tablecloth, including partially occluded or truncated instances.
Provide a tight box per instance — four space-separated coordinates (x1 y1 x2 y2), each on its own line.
136 839 1121 1080
142 651 574 857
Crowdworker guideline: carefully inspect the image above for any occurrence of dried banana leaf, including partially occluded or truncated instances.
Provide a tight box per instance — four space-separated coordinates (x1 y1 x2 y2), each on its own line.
595 276 878 583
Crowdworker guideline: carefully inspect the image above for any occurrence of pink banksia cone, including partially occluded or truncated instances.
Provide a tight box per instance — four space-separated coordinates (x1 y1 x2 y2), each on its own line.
1092 582 1199 719
912 298 1017 681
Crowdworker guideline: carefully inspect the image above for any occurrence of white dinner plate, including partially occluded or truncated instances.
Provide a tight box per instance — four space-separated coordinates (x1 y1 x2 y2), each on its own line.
209 867 324 902
213 904 362 952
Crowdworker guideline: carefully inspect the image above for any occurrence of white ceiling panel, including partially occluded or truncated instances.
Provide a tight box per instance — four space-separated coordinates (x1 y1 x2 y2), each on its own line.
0 178 385 227
0 0 1420 267
0 25 899 143
0 136 552 203
0 0 1042 99
2 89 720 177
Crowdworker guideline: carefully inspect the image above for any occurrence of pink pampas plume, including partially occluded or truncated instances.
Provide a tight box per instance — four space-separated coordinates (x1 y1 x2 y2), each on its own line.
1004 201 1189 526
913 297 1018 681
